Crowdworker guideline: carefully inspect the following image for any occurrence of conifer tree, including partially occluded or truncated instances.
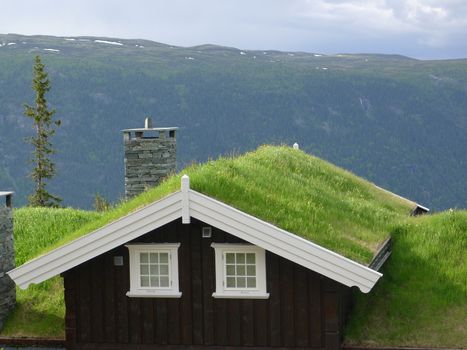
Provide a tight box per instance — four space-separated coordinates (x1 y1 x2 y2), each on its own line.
24 55 62 207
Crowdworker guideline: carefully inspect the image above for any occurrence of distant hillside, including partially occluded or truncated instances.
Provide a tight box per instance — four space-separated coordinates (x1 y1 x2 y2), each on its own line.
0 34 466 210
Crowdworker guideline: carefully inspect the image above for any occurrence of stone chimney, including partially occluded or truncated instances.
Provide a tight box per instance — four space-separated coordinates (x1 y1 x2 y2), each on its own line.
0 191 15 331
123 118 178 199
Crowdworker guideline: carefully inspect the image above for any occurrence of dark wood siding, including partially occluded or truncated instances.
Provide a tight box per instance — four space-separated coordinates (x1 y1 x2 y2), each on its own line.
64 218 350 350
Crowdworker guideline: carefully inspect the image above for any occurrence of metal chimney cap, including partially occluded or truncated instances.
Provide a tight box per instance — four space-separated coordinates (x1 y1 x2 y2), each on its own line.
122 126 179 132
122 117 178 133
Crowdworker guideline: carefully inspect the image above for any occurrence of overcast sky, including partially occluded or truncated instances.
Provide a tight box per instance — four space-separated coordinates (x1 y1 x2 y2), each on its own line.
2 0 466 59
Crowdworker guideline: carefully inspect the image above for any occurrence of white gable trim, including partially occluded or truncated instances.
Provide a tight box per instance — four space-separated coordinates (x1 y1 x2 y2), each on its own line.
8 176 382 293
8 192 182 289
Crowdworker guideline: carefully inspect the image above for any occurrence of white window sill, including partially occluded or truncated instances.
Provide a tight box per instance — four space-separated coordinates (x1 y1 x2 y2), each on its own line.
126 291 182 298
212 292 270 299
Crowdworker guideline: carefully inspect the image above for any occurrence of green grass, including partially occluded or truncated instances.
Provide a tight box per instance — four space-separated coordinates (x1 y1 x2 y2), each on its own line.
345 210 467 348
1 207 102 337
40 145 414 265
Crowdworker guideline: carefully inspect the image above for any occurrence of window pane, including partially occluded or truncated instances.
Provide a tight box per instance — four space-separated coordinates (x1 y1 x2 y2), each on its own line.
226 265 235 276
237 277 246 288
150 276 158 287
141 276 149 287
150 264 159 276
236 253 245 263
140 264 149 275
150 253 158 263
236 265 246 276
140 253 149 263
247 265 256 276
160 253 169 263
226 253 235 264
160 264 169 275
160 276 169 287
247 277 256 288
246 253 255 264
226 277 236 288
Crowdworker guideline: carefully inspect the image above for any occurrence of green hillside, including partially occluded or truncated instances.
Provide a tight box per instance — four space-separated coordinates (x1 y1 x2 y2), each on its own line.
346 210 467 348
0 34 466 210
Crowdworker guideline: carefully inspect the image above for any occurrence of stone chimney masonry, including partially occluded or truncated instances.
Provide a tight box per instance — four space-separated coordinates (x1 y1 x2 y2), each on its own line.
0 191 15 331
123 118 178 199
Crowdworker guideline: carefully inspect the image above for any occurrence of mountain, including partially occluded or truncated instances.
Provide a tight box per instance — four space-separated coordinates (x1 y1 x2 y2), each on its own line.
0 34 466 210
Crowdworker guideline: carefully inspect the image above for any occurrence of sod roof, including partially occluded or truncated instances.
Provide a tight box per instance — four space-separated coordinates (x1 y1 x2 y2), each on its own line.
39 145 415 265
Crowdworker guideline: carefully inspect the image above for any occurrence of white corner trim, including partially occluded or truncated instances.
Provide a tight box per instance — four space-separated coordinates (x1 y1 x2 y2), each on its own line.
181 175 190 224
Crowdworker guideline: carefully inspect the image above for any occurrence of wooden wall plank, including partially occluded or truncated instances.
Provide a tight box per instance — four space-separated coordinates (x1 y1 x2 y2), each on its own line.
128 299 141 344
141 299 154 344
91 256 105 342
309 272 322 348
64 271 77 344
103 254 116 342
213 298 227 345
253 300 268 347
227 300 241 346
201 227 215 345
179 223 193 344
294 265 309 347
168 299 181 344
324 294 339 332
190 225 204 345
79 263 92 342
241 300 255 346
267 252 281 347
281 259 295 347
155 299 168 344
115 247 129 343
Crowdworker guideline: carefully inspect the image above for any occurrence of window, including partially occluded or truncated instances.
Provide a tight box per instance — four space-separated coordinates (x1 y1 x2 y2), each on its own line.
211 243 269 299
126 243 181 298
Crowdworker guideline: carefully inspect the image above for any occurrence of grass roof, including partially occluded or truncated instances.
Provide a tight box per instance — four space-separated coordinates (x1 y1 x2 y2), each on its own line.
41 145 414 265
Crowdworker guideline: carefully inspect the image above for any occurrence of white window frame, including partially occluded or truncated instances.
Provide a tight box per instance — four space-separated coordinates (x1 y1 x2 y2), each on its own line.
125 243 182 298
211 243 269 299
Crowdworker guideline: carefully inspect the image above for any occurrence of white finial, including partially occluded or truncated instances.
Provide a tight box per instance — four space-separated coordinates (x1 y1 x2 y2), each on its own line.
293 143 299 150
181 174 190 191
181 175 190 224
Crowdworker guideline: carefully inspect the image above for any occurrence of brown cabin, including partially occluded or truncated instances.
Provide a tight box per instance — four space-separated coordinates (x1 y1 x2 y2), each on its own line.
8 175 381 350
63 218 351 350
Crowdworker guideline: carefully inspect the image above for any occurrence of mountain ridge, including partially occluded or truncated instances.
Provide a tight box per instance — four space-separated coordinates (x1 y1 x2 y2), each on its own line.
0 34 465 210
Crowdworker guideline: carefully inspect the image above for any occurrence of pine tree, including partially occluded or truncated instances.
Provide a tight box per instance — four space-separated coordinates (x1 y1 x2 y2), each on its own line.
24 55 62 207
